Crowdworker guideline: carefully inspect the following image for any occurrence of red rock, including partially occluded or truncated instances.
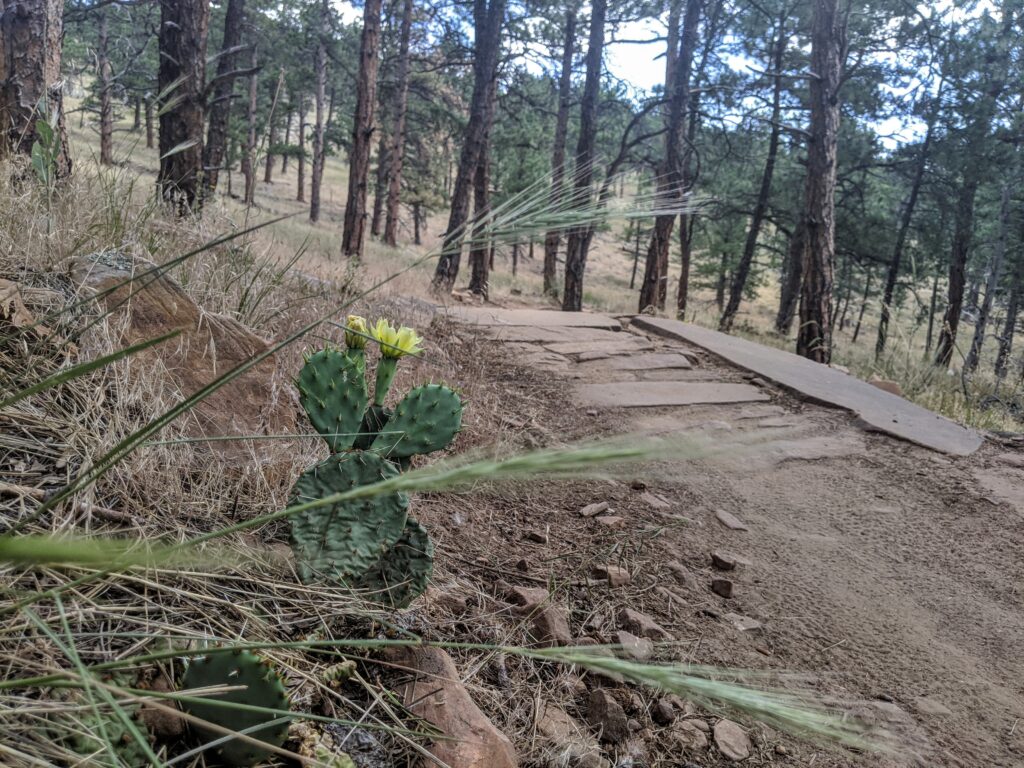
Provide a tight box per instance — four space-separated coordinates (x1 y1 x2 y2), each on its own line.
669 720 708 751
715 510 749 531
618 608 672 640
579 501 611 517
710 579 734 599
526 529 549 544
594 515 626 529
592 564 631 587
666 561 699 590
614 630 653 661
713 719 750 761
711 551 749 570
651 698 675 725
588 689 629 744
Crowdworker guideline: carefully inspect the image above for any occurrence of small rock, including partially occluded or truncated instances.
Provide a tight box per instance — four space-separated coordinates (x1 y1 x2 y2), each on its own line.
654 585 687 606
689 718 710 733
506 586 572 647
614 630 653 661
749 377 768 387
592 564 631 587
515 558 530 572
585 409 599 416
722 612 762 632
506 585 549 607
588 689 630 744
627 718 642 732
526 529 549 544
914 696 952 717
868 374 903 397
639 491 671 509
713 719 751 761
710 579 734 599
594 515 626 529
536 700 607 768
775 744 789 755
669 720 708 751
995 452 1024 469
630 479 648 490
137 674 184 739
579 501 611 517
715 510 749 531
830 363 850 374
666 561 700 590
618 607 672 640
711 551 748 571
652 698 676 725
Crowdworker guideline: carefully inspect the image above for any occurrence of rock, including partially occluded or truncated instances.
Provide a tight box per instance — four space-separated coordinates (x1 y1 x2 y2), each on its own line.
829 363 850 374
713 719 751 761
506 586 573 647
651 698 676 726
585 408 600 417
594 515 626 529
710 579 734 599
393 647 518 768
506 585 549 607
669 720 708 751
425 584 470 615
666 561 699 590
579 501 611 517
654 586 687 606
627 718 642 732
914 696 952 717
526 529 549 544
774 744 789 756
722 612 762 632
71 251 297 468
614 630 653 661
715 510 749 531
618 608 672 640
535 701 607 768
639 492 671 510
630 479 647 490
689 718 710 733
587 689 630 744
137 673 184 739
515 558 530 573
868 374 903 397
749 377 768 388
591 564 631 587
711 551 749 570
995 452 1024 469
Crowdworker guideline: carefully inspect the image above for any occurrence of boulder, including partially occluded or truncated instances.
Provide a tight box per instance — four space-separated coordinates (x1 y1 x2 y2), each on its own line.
392 647 518 768
71 251 296 466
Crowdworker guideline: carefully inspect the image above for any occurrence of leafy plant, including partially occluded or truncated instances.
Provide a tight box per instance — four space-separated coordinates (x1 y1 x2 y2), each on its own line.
30 111 61 188
289 316 461 607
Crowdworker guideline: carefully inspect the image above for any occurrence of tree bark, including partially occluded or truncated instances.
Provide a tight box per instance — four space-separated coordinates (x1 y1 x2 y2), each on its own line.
263 110 276 183
296 102 306 202
309 0 328 223
774 215 806 334
995 221 1022 380
541 9 577 298
638 0 701 312
156 0 209 212
468 142 492 297
341 0 383 258
561 0 607 311
413 200 422 244
851 268 873 344
719 16 786 331
796 0 843 363
281 106 292 173
965 184 1010 373
241 46 258 205
202 0 245 197
383 0 413 247
97 9 113 166
934 179 979 367
145 95 154 148
133 95 141 131
432 0 506 290
370 130 388 236
0 0 72 178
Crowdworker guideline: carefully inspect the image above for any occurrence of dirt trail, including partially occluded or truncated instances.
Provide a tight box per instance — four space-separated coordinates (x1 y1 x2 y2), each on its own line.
444 307 1024 767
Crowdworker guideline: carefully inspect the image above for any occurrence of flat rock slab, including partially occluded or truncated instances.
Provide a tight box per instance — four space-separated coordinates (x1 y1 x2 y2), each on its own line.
579 352 693 372
632 316 982 456
577 381 769 408
544 338 655 356
478 325 623 344
448 306 620 329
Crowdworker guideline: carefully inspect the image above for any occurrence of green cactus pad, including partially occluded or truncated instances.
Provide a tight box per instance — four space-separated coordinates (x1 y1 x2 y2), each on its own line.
353 403 391 451
297 348 368 453
353 518 434 608
182 650 290 767
289 451 409 585
370 384 462 459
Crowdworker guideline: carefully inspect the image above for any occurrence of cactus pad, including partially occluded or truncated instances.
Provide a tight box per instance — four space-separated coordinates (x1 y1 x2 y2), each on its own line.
297 348 367 453
353 518 434 608
182 650 290 767
370 384 462 459
289 451 409 585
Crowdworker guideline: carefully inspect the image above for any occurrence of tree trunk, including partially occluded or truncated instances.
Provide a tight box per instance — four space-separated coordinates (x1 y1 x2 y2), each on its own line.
341 0 383 258
296 102 306 201
133 95 141 131
638 0 700 313
630 221 642 289
719 16 786 331
97 9 113 166
309 0 328 223
965 184 1010 373
468 143 492 297
542 9 576 298
156 0 209 212
934 179 979 367
0 0 72 178
796 0 843 363
432 0 506 290
413 200 422 244
561 0 607 311
851 269 873 344
774 214 805 334
715 252 728 312
263 111 275 184
202 0 245 197
370 130 388 237
995 223 1022 380
281 106 292 173
241 47 258 205
145 96 154 148
383 0 413 247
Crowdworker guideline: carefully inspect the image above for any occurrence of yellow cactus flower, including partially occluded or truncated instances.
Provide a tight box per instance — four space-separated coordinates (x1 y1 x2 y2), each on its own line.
373 318 423 359
344 315 369 349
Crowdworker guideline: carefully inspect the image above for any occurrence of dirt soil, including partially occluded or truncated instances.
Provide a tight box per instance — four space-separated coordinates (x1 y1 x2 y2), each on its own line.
411 311 1024 768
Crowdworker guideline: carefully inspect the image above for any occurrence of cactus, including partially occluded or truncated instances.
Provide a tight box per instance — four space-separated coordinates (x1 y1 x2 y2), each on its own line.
371 384 462 459
289 451 408 585
182 650 290 767
352 518 434 608
296 348 367 453
353 403 391 450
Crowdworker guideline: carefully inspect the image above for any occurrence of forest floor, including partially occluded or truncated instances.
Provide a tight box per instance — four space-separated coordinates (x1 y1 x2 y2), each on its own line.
426 305 1024 767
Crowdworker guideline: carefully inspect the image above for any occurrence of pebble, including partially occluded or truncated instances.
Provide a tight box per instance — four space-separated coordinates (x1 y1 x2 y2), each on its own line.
588 689 630 744
614 630 654 661
618 607 673 640
711 578 735 599
710 550 745 570
666 561 700 590
594 515 626 529
526 529 549 544
713 719 751 761
579 501 611 517
715 510 749 531
592 564 631 587
651 698 676 725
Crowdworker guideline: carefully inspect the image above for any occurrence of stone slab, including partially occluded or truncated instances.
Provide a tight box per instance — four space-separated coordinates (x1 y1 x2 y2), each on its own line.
447 306 620 330
544 338 655 356
632 316 982 456
580 352 693 371
477 325 624 344
576 381 769 408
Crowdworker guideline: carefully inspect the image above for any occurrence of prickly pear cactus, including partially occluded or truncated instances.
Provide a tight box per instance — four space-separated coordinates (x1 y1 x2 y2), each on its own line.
290 452 409 584
297 348 367 454
182 650 290 767
370 384 463 459
352 518 434 608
